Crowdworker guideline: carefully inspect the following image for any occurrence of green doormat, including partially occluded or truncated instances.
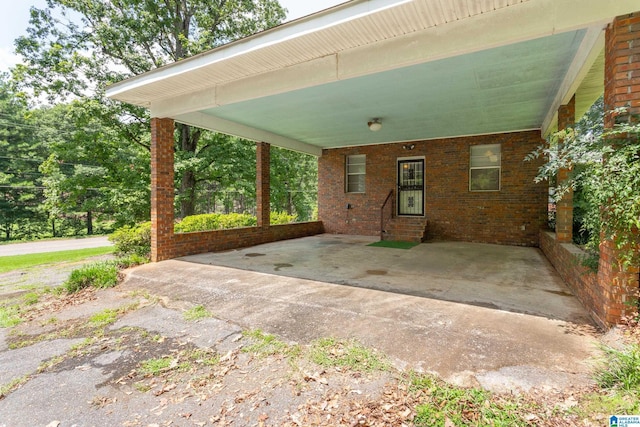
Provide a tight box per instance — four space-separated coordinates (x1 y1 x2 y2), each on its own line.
367 240 420 249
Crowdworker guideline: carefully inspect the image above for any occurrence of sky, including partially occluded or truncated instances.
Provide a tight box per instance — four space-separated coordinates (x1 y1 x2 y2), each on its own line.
0 0 346 73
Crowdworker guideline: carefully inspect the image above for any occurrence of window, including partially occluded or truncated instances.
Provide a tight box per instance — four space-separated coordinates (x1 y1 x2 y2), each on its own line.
470 144 501 191
346 154 366 193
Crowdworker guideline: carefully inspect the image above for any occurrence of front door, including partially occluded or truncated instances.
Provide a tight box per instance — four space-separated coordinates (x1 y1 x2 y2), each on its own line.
397 159 425 216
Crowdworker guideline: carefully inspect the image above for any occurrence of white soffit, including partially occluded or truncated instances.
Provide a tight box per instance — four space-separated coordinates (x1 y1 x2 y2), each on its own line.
105 0 639 154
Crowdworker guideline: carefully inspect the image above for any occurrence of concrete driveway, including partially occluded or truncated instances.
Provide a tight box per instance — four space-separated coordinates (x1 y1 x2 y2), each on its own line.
122 234 600 392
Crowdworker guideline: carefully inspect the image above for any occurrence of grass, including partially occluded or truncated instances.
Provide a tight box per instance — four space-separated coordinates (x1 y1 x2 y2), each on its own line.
367 240 420 249
594 344 640 393
308 337 390 372
139 356 174 376
88 308 120 328
0 246 114 273
410 373 532 426
0 305 22 328
183 305 212 321
64 261 119 293
138 349 219 379
242 329 300 358
0 375 30 398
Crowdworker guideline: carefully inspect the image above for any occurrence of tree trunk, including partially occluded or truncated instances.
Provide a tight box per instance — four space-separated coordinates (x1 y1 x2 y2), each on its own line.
180 170 197 218
87 210 93 235
178 124 201 219
51 217 56 237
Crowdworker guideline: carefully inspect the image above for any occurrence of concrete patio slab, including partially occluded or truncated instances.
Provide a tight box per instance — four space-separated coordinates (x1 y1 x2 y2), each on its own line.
121 235 601 393
185 234 592 323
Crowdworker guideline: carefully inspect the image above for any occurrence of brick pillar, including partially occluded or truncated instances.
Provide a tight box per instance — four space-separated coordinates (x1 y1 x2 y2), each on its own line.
598 12 640 324
256 142 270 229
150 118 175 262
556 96 575 243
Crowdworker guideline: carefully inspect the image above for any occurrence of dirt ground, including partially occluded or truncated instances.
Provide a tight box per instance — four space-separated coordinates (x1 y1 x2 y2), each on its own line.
0 261 631 426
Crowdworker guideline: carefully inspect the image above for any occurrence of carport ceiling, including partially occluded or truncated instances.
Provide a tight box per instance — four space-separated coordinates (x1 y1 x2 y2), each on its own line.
202 30 585 149
106 0 639 156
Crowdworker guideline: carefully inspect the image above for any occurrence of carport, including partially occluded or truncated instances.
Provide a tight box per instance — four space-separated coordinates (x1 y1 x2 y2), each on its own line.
107 0 640 327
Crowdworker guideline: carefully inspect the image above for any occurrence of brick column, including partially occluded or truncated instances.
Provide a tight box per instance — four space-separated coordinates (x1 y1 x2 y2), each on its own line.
598 12 640 324
256 142 270 229
150 118 175 262
556 95 575 243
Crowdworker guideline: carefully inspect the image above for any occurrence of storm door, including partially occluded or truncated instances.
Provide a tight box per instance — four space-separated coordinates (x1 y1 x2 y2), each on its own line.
397 159 425 216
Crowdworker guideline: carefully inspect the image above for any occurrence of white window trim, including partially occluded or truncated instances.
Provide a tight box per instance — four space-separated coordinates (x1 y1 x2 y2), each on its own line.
469 144 501 192
346 154 366 193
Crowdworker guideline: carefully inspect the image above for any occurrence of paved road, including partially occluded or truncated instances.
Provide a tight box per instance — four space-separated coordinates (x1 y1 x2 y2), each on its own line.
0 236 112 257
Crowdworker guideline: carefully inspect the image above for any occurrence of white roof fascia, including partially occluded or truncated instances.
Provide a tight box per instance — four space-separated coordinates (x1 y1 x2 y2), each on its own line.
106 0 410 101
541 27 606 136
174 112 323 157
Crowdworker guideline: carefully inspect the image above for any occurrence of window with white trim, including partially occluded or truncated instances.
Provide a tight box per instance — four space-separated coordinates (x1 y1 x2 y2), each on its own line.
346 154 366 193
470 144 501 191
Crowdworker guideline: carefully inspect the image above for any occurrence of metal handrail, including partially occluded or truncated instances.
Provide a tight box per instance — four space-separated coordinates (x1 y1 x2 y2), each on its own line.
380 189 394 240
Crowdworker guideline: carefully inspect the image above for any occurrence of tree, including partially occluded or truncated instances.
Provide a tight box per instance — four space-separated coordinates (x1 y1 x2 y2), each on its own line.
271 148 318 221
32 99 152 234
14 0 287 218
527 98 640 266
0 74 47 240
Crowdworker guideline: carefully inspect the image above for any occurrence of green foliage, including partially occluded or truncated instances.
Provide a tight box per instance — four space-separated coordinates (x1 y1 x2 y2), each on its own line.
269 211 297 225
22 292 39 306
109 222 151 258
115 254 149 268
595 344 640 394
175 211 296 233
242 329 299 358
14 0 287 219
0 305 22 328
309 337 390 372
410 374 531 426
64 261 118 293
139 356 173 376
270 147 318 221
527 99 640 266
89 308 119 328
183 305 212 321
175 213 255 233
0 246 114 273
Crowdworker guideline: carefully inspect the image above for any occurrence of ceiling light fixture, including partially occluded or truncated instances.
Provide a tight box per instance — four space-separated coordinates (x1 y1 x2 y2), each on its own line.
368 118 382 132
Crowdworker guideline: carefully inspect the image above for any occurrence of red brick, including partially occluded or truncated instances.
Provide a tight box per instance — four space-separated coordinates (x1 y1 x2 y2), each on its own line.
318 131 547 246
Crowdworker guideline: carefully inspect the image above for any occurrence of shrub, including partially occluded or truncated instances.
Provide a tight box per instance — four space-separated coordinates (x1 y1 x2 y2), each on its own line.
175 211 296 233
64 261 119 293
109 222 151 258
270 211 296 225
595 344 640 393
215 213 256 230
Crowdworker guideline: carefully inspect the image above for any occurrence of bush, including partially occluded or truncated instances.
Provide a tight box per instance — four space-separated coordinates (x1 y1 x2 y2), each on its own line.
270 211 297 225
109 222 151 258
175 213 255 233
175 211 296 233
64 261 119 293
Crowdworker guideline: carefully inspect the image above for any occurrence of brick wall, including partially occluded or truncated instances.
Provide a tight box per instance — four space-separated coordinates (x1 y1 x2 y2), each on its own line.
539 231 604 326
604 12 640 128
171 221 325 258
319 131 547 246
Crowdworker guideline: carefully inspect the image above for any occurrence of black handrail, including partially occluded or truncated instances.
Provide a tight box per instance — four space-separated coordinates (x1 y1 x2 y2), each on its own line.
380 189 394 240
